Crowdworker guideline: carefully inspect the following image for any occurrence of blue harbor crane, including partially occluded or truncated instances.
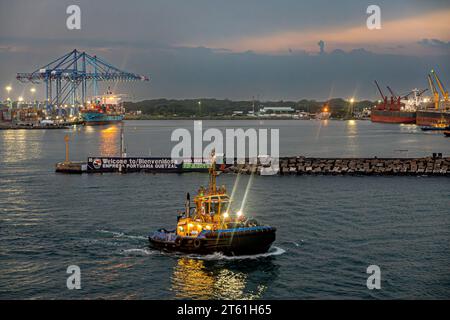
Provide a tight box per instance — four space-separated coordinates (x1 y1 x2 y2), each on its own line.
16 49 149 114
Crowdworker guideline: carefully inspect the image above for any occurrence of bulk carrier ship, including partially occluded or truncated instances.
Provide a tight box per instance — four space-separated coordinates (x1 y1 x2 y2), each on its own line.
416 110 450 126
370 81 427 124
416 70 450 126
80 90 125 125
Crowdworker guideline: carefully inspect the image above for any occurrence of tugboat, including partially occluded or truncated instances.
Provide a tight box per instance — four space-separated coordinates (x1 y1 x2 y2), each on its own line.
148 152 276 256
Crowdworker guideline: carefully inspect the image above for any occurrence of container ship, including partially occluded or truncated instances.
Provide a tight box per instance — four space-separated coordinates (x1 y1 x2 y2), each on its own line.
370 81 426 124
80 91 125 125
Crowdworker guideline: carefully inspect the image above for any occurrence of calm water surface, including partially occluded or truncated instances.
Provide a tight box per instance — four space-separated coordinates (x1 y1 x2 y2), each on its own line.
0 120 449 299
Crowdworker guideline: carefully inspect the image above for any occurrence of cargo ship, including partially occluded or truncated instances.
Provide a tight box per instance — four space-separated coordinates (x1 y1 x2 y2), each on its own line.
416 110 450 126
371 109 416 124
416 70 450 126
420 113 450 130
81 91 125 125
370 81 426 124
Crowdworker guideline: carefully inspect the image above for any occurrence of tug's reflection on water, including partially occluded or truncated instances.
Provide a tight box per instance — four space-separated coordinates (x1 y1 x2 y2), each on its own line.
170 257 279 300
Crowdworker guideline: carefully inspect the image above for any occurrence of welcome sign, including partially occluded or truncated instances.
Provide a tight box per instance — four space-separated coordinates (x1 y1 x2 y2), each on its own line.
87 157 182 172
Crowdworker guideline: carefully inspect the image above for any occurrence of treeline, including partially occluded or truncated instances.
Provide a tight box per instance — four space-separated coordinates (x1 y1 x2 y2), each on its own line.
124 98 375 117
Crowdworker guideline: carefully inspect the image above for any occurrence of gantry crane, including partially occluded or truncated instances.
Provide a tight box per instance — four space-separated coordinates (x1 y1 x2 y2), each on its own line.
431 69 448 106
17 49 149 113
428 74 440 110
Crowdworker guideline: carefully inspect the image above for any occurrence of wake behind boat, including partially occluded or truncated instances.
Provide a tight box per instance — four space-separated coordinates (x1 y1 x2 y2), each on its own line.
148 152 276 256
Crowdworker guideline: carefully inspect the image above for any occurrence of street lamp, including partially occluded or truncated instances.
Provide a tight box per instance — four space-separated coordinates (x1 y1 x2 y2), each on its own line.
5 86 12 107
348 97 355 119
17 96 24 110
30 88 36 107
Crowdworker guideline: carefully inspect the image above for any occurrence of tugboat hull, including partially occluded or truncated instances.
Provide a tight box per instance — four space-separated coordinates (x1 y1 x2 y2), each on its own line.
149 226 276 256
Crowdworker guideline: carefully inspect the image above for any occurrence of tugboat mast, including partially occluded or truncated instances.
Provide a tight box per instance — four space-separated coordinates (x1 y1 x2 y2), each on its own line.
208 150 217 194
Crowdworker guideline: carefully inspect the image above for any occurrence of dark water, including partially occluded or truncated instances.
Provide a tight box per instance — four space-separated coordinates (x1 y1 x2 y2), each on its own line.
1 120 449 299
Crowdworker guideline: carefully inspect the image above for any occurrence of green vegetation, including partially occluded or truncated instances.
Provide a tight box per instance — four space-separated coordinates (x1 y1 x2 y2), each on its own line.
124 98 375 119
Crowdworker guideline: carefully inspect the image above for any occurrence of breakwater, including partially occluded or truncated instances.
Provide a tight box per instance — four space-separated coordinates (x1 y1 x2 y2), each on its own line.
224 154 450 176
56 154 450 176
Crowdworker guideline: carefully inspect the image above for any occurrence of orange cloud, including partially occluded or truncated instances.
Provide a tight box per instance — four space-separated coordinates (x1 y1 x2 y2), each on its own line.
200 10 450 55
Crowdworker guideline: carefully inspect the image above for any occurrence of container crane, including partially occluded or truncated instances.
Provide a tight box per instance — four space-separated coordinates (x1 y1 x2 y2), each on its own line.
16 49 149 114
431 69 448 104
428 74 440 110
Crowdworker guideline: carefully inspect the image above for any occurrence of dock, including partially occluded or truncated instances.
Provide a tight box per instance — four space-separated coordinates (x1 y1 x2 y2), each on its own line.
0 122 71 130
55 161 87 173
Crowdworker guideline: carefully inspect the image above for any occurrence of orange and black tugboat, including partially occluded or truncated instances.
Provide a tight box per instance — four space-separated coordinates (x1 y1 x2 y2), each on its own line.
148 152 276 256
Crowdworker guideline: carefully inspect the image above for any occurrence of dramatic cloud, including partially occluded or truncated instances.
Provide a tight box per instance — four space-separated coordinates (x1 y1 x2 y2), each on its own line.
199 10 450 55
1 0 449 100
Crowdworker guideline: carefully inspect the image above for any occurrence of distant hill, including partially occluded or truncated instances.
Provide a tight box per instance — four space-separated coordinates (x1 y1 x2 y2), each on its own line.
124 98 375 117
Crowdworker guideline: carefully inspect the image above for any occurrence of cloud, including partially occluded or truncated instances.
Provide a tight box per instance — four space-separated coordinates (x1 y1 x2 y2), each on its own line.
2 43 448 101
199 10 450 55
418 38 450 49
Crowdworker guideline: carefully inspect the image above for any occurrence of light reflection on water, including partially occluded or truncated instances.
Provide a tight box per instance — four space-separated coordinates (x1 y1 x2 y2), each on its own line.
1 120 449 299
346 119 359 154
0 129 43 163
171 257 273 300
99 125 120 156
